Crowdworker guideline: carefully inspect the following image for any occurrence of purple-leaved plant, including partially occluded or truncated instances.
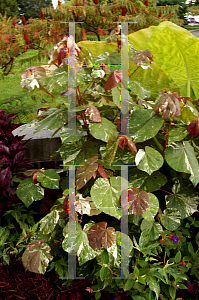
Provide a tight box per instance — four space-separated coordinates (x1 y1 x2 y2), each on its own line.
0 109 33 196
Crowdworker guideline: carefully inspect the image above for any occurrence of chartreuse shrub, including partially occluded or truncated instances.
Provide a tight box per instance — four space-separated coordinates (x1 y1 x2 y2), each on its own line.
10 21 199 299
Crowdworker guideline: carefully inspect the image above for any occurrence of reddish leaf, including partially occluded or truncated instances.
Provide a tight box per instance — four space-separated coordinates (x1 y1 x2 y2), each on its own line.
85 105 102 123
94 0 99 3
121 187 150 215
63 192 75 214
118 136 125 149
40 9 44 19
104 69 123 92
12 19 16 27
188 120 198 137
125 136 137 154
22 240 53 274
24 30 29 44
117 118 128 134
154 90 181 118
92 170 98 179
0 143 10 155
159 11 162 17
87 222 116 250
131 49 154 66
144 0 148 6
97 163 109 179
187 281 198 295
22 15 26 25
122 7 127 16
76 156 99 190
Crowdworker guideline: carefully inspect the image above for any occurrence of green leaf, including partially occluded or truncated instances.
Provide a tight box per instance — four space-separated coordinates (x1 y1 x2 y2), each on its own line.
142 193 159 221
34 108 68 133
129 169 167 193
188 242 194 254
89 117 117 142
101 249 109 264
77 41 118 59
76 156 98 190
62 222 102 266
135 146 164 175
179 100 199 124
134 266 139 277
52 64 68 86
105 132 119 166
166 182 198 218
91 177 123 219
145 275 160 299
39 210 60 235
16 178 44 208
22 240 53 274
169 286 176 299
60 126 84 143
166 267 187 281
129 79 150 99
129 109 164 143
129 21 199 100
111 87 120 108
37 170 60 189
95 291 101 300
100 266 108 281
168 126 189 145
137 276 146 285
161 208 181 231
124 278 135 291
175 251 182 263
165 141 199 186
196 232 199 245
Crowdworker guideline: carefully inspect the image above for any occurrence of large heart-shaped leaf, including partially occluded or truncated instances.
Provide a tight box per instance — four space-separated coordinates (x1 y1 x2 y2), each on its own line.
135 146 164 175
89 117 116 142
128 21 199 100
161 208 181 231
179 100 199 125
76 156 98 190
129 109 164 143
166 181 199 219
91 177 126 219
129 169 167 192
22 240 53 274
16 178 44 208
87 222 116 251
37 170 60 189
121 187 150 215
129 79 151 99
62 221 102 265
164 141 199 186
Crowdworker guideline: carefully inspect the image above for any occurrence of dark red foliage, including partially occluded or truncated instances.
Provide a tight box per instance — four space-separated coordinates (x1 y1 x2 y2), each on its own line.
40 8 45 20
97 163 109 179
144 0 148 6
0 110 33 195
122 7 127 16
24 30 29 44
94 0 99 4
187 281 198 295
12 19 16 27
118 136 125 149
187 120 198 137
22 15 26 25
159 11 162 17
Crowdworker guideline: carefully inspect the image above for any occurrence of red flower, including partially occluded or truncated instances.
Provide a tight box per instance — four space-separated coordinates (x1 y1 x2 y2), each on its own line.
162 239 166 243
24 30 29 44
22 15 26 25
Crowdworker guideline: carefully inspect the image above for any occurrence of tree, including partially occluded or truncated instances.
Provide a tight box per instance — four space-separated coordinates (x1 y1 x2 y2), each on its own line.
17 0 53 20
0 0 18 18
157 0 188 23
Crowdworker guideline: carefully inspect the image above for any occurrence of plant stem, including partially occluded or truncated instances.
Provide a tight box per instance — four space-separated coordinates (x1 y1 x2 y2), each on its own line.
129 66 140 79
49 238 64 247
153 137 164 153
40 86 55 97
161 119 172 156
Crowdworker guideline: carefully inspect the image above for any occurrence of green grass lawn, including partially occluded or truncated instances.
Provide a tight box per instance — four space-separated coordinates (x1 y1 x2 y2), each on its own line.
0 49 63 123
